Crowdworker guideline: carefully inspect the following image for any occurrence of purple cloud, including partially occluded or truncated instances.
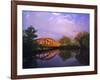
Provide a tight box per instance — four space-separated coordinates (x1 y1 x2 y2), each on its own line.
22 11 90 40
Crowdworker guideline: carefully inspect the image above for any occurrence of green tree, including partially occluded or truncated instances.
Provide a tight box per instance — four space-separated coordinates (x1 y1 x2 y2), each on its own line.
23 26 38 52
59 36 71 46
23 25 38 68
82 34 89 48
74 32 89 48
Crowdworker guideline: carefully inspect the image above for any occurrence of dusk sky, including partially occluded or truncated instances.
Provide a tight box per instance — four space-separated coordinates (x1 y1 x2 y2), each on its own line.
22 11 90 40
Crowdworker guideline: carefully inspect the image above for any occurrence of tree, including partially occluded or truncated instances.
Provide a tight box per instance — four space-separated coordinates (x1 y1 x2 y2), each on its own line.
74 32 89 42
23 26 38 52
59 36 71 46
74 32 89 48
82 34 89 48
23 25 38 68
23 26 37 43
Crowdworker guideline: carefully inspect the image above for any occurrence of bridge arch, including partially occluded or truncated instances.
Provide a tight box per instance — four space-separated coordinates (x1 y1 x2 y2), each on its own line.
36 38 60 47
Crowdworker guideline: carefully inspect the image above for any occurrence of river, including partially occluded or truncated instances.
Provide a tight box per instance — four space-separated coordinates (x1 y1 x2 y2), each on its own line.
34 48 89 68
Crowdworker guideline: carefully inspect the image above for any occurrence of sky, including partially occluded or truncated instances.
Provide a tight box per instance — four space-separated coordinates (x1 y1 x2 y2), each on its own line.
22 11 90 40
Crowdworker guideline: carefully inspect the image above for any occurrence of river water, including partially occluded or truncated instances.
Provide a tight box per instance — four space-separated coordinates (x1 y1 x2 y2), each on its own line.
35 48 89 68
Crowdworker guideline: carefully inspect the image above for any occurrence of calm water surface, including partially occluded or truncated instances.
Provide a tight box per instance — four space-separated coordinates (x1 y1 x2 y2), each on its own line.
34 49 89 68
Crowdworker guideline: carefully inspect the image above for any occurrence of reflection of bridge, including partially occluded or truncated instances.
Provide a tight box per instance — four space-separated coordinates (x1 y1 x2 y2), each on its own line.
36 38 60 47
36 50 60 60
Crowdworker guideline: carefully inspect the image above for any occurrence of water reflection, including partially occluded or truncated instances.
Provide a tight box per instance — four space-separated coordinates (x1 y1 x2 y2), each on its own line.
59 49 80 61
23 48 89 68
35 48 89 68
36 50 60 60
76 48 89 65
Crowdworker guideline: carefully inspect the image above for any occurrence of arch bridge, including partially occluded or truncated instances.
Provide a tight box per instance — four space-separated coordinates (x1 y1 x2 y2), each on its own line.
36 38 60 47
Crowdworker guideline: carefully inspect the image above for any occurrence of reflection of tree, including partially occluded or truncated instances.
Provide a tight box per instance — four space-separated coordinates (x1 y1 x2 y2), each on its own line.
76 48 89 65
59 50 71 61
23 25 38 68
59 36 71 46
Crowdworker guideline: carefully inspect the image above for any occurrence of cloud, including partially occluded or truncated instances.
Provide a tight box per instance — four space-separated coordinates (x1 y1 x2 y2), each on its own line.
52 12 61 16
23 11 89 40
